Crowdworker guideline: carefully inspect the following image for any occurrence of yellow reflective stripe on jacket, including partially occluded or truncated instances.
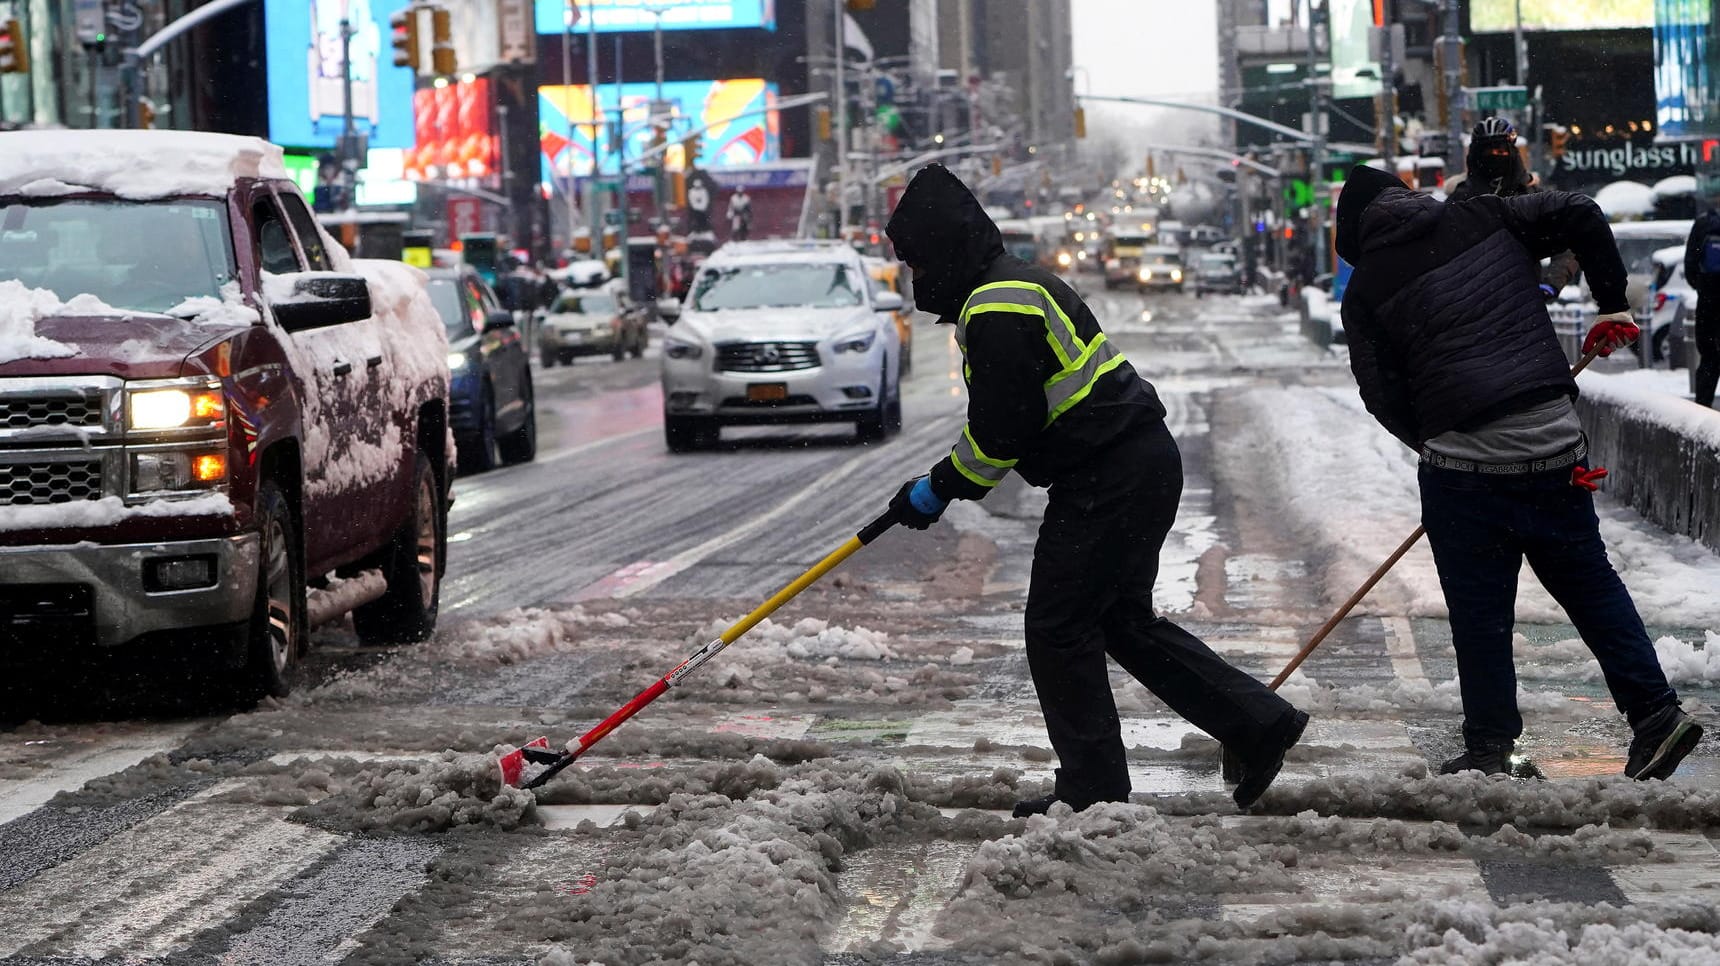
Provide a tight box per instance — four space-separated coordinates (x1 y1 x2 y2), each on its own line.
949 425 1018 488
956 279 1128 430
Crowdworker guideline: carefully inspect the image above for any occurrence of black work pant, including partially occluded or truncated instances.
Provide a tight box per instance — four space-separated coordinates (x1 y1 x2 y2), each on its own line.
1695 308 1719 409
1023 419 1295 806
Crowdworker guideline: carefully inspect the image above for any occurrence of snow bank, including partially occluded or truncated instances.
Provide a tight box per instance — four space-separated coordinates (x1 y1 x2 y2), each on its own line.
296 751 534 834
1520 631 1720 686
1579 369 1720 453
0 131 288 200
0 280 118 364
696 616 895 664
0 492 233 533
1274 673 1574 716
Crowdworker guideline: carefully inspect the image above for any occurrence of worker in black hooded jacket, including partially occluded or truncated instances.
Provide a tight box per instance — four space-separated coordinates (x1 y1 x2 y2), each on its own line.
1337 162 1702 782
881 164 1308 813
1447 117 1581 300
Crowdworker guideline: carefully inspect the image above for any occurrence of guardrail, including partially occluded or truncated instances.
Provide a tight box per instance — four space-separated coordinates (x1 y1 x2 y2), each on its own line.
1575 371 1720 554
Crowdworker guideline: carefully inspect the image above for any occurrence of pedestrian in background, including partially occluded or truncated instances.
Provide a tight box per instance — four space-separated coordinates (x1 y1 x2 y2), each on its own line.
1682 208 1720 409
1336 163 1703 781
882 164 1308 814
1448 117 1582 304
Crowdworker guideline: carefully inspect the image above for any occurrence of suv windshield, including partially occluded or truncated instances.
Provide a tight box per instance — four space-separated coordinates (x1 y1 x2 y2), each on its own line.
692 262 863 311
1198 255 1234 271
0 198 235 315
426 278 477 340
552 292 618 315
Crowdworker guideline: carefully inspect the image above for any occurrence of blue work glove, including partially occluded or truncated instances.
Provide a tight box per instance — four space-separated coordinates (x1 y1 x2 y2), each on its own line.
889 476 947 530
1539 283 1559 302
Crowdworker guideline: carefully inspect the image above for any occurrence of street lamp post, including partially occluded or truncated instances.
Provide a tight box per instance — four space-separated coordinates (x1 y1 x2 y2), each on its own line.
834 0 849 237
1306 0 1328 276
561 4 578 244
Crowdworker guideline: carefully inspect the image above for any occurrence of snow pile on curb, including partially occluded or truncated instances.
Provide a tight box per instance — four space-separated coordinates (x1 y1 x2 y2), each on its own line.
1579 368 1720 452
1520 630 1720 686
1275 673 1573 716
1399 901 1720 964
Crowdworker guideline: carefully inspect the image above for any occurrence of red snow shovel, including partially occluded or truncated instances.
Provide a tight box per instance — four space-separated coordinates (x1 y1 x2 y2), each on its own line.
1219 345 1605 783
500 510 898 790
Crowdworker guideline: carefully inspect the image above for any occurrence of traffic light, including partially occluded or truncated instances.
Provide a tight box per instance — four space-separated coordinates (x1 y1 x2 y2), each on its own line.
682 134 703 167
817 106 832 142
1073 107 1086 140
430 7 456 76
648 123 668 155
0 19 28 74
390 8 419 71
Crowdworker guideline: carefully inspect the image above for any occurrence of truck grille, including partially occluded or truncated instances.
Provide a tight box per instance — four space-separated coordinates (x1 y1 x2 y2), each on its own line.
0 459 104 506
0 392 103 431
715 341 821 373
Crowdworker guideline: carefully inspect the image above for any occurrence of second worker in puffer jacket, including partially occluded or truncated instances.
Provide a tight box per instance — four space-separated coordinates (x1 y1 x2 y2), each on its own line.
881 163 1308 813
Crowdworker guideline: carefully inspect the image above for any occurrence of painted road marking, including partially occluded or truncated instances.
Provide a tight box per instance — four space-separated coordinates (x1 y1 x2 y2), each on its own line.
0 722 199 826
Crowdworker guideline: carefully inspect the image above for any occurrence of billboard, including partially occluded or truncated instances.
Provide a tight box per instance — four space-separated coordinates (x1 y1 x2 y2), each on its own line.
539 78 779 185
1473 0 1653 32
1328 0 1380 100
405 78 499 182
1655 0 1716 137
535 0 774 34
265 0 418 150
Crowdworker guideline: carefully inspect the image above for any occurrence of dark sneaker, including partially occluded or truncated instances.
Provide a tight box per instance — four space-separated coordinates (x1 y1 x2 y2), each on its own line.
1011 793 1061 818
1438 741 1513 776
1626 705 1703 781
1233 709 1309 809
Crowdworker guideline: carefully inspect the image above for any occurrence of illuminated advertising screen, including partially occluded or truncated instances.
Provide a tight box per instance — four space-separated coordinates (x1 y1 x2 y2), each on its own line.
265 0 418 150
539 78 779 185
1328 0 1380 100
535 0 774 34
1472 0 1653 32
1655 0 1717 137
405 78 499 182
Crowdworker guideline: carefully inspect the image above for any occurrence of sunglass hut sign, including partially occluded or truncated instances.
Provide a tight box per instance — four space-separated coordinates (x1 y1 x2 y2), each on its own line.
1554 139 1716 180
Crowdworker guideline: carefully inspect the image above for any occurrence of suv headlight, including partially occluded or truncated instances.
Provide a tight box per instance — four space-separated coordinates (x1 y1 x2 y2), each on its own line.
1138 267 1153 282
447 351 471 371
833 330 877 354
1171 268 1184 282
129 387 225 431
664 337 704 360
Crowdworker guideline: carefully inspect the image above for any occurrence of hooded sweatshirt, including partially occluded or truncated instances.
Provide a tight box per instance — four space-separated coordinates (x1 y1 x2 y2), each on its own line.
1335 164 1627 448
884 164 1165 500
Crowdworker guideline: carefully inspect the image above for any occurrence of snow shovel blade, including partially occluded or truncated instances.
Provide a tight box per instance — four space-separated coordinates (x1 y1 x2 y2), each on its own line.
497 736 553 788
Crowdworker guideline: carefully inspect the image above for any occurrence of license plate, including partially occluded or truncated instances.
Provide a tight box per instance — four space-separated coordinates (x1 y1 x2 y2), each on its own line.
747 383 788 401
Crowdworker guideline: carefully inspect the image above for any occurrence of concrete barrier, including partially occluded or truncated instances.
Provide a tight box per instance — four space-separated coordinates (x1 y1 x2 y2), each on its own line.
1576 371 1720 554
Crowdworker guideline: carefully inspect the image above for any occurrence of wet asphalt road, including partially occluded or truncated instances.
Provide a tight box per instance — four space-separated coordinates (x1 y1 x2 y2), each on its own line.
2 282 1718 964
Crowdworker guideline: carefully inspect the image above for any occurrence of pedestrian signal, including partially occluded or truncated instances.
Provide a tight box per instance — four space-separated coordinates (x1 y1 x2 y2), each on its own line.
1074 107 1086 139
390 9 419 71
0 19 27 74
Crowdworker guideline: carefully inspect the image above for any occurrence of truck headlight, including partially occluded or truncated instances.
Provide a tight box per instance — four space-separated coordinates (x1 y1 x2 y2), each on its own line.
132 450 226 492
833 330 877 354
664 338 703 360
130 388 224 431
1171 268 1184 282
1056 251 1073 267
1138 267 1153 282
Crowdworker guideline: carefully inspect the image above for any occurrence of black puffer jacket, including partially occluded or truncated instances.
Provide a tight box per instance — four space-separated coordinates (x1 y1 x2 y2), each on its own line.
1336 165 1628 448
884 164 1165 500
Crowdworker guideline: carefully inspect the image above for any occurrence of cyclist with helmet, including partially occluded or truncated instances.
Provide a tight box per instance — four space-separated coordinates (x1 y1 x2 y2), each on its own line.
1449 117 1581 301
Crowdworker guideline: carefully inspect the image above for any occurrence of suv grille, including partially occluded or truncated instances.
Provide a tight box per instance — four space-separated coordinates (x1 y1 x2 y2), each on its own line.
715 341 821 373
0 459 103 506
0 393 103 431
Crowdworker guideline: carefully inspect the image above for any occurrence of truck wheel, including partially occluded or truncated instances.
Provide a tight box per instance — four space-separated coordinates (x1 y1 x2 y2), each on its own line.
456 388 499 474
353 450 443 645
665 413 714 453
498 378 537 465
238 480 306 700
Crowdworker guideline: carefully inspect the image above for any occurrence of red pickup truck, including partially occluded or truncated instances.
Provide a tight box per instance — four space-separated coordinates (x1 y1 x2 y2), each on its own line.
0 131 453 700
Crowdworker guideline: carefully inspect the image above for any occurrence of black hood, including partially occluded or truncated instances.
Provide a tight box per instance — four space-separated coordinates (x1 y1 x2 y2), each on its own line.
884 164 1005 318
1465 136 1532 196
1335 164 1415 265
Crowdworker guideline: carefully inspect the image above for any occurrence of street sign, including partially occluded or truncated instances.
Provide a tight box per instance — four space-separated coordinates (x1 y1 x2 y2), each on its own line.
1465 86 1528 113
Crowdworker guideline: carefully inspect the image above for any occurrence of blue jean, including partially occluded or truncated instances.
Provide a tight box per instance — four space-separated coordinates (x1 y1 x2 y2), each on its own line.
1419 463 1676 747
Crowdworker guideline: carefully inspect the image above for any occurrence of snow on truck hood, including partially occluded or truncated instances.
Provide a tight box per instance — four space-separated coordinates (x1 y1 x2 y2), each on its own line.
0 130 288 200
680 305 878 344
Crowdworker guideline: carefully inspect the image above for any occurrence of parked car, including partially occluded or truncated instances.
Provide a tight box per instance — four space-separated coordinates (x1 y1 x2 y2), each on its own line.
864 256 915 375
1646 245 1697 365
426 265 536 473
1136 245 1186 292
539 282 646 364
0 130 453 700
658 239 904 451
1194 252 1243 297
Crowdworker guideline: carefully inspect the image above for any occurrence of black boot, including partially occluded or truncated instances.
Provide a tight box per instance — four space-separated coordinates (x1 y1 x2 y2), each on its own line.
1439 740 1513 776
1627 705 1703 780
1011 793 1062 818
1233 709 1309 809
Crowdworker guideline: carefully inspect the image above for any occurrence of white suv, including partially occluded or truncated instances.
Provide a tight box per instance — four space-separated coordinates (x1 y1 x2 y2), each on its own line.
657 240 905 451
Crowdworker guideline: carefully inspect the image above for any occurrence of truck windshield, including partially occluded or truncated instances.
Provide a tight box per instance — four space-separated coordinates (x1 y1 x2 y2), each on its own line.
0 198 236 315
692 263 863 311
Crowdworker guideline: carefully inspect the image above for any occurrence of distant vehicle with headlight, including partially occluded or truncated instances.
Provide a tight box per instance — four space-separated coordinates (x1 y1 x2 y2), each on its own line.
426 265 535 474
656 239 904 452
0 130 453 702
1136 245 1186 293
1103 228 1156 289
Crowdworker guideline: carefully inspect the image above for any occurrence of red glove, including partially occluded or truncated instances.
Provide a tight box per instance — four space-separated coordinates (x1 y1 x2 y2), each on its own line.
1571 465 1608 491
1582 312 1639 358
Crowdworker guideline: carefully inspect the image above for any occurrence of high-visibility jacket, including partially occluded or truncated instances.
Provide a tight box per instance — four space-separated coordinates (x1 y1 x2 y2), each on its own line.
928 254 1167 501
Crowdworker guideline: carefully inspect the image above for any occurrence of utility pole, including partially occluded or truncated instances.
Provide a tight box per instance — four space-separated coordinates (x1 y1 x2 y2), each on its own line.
1378 16 1397 168
1306 0 1328 276
1442 0 1464 177
340 16 359 210
834 0 849 236
586 4 601 252
561 3 577 243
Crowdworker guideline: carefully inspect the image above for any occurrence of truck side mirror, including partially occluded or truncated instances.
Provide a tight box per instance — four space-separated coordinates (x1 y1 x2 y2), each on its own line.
268 273 373 332
657 297 682 322
485 309 516 329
